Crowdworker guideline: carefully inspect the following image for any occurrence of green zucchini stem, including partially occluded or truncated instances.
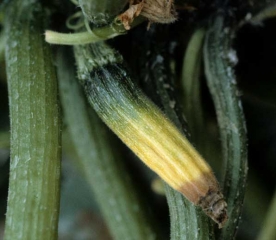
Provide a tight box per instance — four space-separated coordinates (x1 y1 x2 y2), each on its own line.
45 30 113 45
45 16 144 45
204 14 248 239
4 1 61 239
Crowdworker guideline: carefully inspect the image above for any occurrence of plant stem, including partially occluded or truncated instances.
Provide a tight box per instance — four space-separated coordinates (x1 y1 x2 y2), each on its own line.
4 1 61 240
45 16 144 45
204 14 248 239
57 47 161 240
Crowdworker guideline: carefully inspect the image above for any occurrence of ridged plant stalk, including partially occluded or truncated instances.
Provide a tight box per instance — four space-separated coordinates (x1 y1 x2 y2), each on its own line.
204 14 248 240
137 26 214 239
4 1 61 240
57 47 160 240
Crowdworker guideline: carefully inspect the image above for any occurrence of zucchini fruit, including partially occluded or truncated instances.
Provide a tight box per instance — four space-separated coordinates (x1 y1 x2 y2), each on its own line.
74 42 228 228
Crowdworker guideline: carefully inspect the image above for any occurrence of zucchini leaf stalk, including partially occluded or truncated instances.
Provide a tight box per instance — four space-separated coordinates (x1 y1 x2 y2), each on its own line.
74 42 228 228
4 1 61 239
204 14 248 239
45 0 144 45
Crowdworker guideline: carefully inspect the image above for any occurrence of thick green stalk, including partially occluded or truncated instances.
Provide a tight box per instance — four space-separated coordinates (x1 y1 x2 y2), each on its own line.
45 18 127 45
4 1 61 240
204 15 248 239
45 16 144 45
257 189 276 240
57 47 160 240
138 26 214 240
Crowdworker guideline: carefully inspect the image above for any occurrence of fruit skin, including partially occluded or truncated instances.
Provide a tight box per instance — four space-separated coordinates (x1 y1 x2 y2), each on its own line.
74 42 228 228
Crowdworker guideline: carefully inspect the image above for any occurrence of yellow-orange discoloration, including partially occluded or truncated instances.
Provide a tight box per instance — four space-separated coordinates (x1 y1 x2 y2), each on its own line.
118 1 144 30
99 82 228 227
178 172 218 204
179 172 228 228
111 107 228 227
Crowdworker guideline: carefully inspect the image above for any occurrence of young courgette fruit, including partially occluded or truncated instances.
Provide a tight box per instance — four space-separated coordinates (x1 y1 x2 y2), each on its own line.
74 42 228 228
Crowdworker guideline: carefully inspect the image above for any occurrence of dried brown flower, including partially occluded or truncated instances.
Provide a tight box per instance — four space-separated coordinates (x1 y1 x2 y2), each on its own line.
118 0 177 30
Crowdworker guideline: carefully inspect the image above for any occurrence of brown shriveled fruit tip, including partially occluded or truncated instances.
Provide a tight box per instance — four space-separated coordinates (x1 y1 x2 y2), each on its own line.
198 189 228 228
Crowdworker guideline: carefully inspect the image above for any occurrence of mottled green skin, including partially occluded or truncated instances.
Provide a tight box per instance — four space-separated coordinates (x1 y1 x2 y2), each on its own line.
84 64 152 127
74 43 154 131
74 43 176 156
78 0 128 26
